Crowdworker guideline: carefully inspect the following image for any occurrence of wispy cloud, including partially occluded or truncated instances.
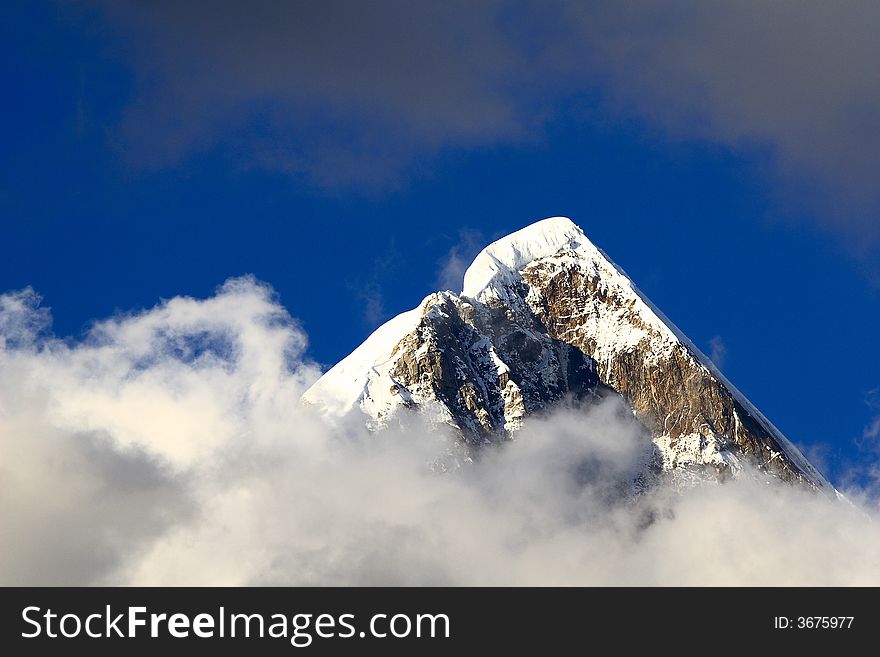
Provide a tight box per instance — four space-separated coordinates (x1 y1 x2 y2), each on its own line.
349 247 401 328
708 335 727 369
865 388 880 441
434 229 486 293
357 281 387 329
88 0 524 189
563 1 880 246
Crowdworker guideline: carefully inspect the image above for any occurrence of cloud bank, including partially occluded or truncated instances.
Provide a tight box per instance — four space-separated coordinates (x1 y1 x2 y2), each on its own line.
1 278 878 585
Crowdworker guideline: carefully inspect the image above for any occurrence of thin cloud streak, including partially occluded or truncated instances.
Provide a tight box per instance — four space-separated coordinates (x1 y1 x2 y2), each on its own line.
435 229 486 293
708 335 727 370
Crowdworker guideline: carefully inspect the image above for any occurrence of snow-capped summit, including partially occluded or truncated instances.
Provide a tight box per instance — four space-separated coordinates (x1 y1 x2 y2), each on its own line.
462 216 587 298
303 217 830 491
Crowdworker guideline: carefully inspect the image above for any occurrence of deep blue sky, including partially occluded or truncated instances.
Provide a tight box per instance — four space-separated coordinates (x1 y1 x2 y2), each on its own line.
3 2 879 486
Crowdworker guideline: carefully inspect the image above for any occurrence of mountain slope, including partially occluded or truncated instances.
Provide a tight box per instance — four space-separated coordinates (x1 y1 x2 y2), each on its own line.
303 217 830 491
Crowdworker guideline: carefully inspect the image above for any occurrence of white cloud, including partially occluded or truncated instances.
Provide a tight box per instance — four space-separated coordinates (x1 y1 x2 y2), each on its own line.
1 278 879 585
435 229 486 293
865 388 880 441
708 335 727 369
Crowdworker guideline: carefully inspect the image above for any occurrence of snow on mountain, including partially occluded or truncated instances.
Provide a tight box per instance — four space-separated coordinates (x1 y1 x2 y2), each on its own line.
302 217 831 491
302 304 423 419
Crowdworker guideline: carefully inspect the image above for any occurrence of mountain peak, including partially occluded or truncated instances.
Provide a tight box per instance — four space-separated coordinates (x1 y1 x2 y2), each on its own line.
462 216 590 297
304 216 831 492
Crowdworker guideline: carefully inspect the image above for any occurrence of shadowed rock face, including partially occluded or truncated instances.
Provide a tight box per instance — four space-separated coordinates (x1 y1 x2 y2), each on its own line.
388 292 611 445
522 256 817 486
303 217 829 491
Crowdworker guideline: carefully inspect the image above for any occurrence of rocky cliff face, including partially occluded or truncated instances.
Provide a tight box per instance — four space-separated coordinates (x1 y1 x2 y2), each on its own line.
303 217 830 491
